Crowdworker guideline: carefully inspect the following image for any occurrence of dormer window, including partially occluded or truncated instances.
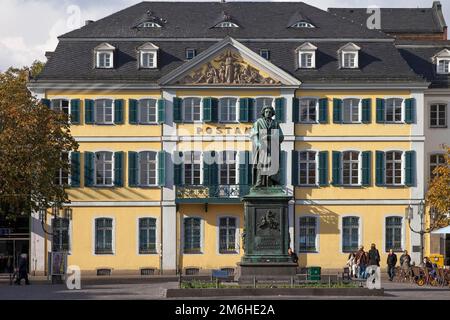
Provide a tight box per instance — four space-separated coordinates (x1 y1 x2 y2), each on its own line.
94 43 115 69
291 21 315 28
186 49 196 60
338 43 361 69
137 42 159 69
296 42 317 69
434 49 450 74
215 22 239 28
139 22 162 28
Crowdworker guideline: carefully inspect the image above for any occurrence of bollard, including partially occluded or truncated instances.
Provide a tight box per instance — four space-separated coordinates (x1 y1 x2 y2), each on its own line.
291 276 294 288
253 276 256 288
216 277 219 289
178 273 182 289
328 275 331 288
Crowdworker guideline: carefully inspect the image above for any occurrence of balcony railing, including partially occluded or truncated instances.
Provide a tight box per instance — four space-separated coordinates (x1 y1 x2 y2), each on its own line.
176 185 251 203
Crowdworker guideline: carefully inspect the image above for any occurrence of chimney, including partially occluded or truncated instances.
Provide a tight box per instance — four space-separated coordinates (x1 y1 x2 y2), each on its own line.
433 1 442 11
85 20 94 26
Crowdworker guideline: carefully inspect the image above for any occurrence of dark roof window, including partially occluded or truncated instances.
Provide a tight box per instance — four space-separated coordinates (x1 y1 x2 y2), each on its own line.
215 21 239 28
291 21 315 28
260 49 270 60
139 22 162 28
186 48 196 60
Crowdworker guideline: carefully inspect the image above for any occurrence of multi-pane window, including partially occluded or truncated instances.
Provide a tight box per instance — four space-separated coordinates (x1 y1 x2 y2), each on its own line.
51 99 69 116
184 217 201 253
54 152 70 186
183 98 201 122
299 151 317 185
138 99 157 124
385 217 402 252
141 52 157 68
219 217 237 253
430 154 446 179
385 151 403 185
52 218 70 252
219 151 237 185
437 59 450 74
139 218 157 254
342 217 359 253
343 99 360 123
430 104 447 128
219 98 237 122
299 98 317 123
342 151 360 186
186 49 196 60
386 98 403 123
342 52 357 68
95 99 113 124
139 151 157 186
299 217 317 252
95 218 113 254
255 98 273 120
184 151 201 185
299 52 314 68
95 152 113 186
97 52 112 68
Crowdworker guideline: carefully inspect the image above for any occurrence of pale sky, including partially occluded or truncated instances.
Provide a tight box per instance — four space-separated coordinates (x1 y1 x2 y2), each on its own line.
0 0 448 71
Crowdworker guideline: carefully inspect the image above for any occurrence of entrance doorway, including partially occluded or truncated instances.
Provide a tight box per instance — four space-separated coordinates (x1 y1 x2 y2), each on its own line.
0 216 30 274
445 234 450 266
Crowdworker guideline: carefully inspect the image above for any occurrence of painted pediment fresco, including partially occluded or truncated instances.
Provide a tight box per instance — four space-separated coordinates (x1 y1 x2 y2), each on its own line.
177 49 281 85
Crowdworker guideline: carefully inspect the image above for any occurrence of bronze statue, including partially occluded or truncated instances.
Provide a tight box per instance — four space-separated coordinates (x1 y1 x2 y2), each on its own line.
251 105 284 188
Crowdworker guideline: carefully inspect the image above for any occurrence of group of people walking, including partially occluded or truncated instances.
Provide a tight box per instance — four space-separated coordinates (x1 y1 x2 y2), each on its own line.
347 244 412 281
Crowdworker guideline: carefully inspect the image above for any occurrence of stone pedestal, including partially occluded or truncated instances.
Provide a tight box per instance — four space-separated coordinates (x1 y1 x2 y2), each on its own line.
236 187 297 283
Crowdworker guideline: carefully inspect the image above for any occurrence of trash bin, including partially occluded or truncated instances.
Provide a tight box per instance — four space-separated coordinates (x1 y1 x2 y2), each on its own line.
307 266 321 281
429 254 444 267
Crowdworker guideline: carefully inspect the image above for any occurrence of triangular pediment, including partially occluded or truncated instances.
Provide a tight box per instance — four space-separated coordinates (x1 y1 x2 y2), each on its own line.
159 37 301 86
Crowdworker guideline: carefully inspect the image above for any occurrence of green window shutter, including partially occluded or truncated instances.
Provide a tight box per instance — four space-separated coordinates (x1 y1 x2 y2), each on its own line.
361 151 372 186
203 98 212 123
275 98 286 123
292 151 299 186
70 99 81 124
84 152 95 187
70 152 81 187
203 152 211 186
128 151 138 187
292 98 300 123
85 99 94 124
174 151 183 186
279 151 287 186
376 98 385 123
239 98 249 123
332 151 342 186
129 99 138 124
211 98 219 122
375 151 385 186
333 99 343 124
158 151 166 187
318 151 329 186
114 100 124 124
158 99 166 124
41 99 51 108
239 151 250 185
319 98 329 124
405 98 416 124
173 97 183 123
405 151 416 187
114 152 124 187
203 151 218 186
362 99 372 124
248 98 255 122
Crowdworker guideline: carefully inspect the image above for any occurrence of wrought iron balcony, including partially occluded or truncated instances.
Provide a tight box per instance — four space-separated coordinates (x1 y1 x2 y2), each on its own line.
176 184 251 203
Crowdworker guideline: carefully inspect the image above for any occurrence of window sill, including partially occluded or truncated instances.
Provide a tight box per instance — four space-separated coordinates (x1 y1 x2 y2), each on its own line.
298 250 319 254
298 121 319 125
218 251 239 255
139 251 158 255
183 251 203 255
298 184 320 188
94 252 114 255
137 122 160 126
429 126 448 129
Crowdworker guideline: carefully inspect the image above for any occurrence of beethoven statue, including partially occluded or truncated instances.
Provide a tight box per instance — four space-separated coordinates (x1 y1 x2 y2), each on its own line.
251 105 284 188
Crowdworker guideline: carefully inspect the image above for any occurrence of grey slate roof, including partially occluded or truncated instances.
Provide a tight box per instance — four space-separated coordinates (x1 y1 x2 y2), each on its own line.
329 4 446 34
60 1 389 39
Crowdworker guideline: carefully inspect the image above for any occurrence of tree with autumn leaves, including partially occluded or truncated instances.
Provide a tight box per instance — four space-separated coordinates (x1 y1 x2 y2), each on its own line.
426 145 450 230
0 61 78 220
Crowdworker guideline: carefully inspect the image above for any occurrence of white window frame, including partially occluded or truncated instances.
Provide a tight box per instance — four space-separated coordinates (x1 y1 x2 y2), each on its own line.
429 153 446 180
140 50 158 69
254 97 274 121
96 51 113 69
342 98 361 124
298 52 315 69
183 151 202 186
94 99 114 125
138 98 158 124
139 22 162 28
340 215 362 254
137 217 158 255
94 151 114 187
182 97 202 123
298 150 318 186
186 48 196 60
182 216 204 255
215 22 239 28
385 98 404 124
52 217 71 252
50 99 70 116
218 151 237 185
93 216 115 256
291 21 315 28
384 150 404 186
298 98 318 123
54 152 71 186
298 215 319 253
341 151 361 186
437 58 450 74
217 216 240 255
429 103 447 128
341 52 358 69
219 97 238 123
138 151 158 187
383 215 405 253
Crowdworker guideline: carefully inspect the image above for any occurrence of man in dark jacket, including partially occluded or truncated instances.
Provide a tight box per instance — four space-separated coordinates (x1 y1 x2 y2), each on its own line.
387 249 398 281
15 253 30 285
288 248 299 265
368 243 381 267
